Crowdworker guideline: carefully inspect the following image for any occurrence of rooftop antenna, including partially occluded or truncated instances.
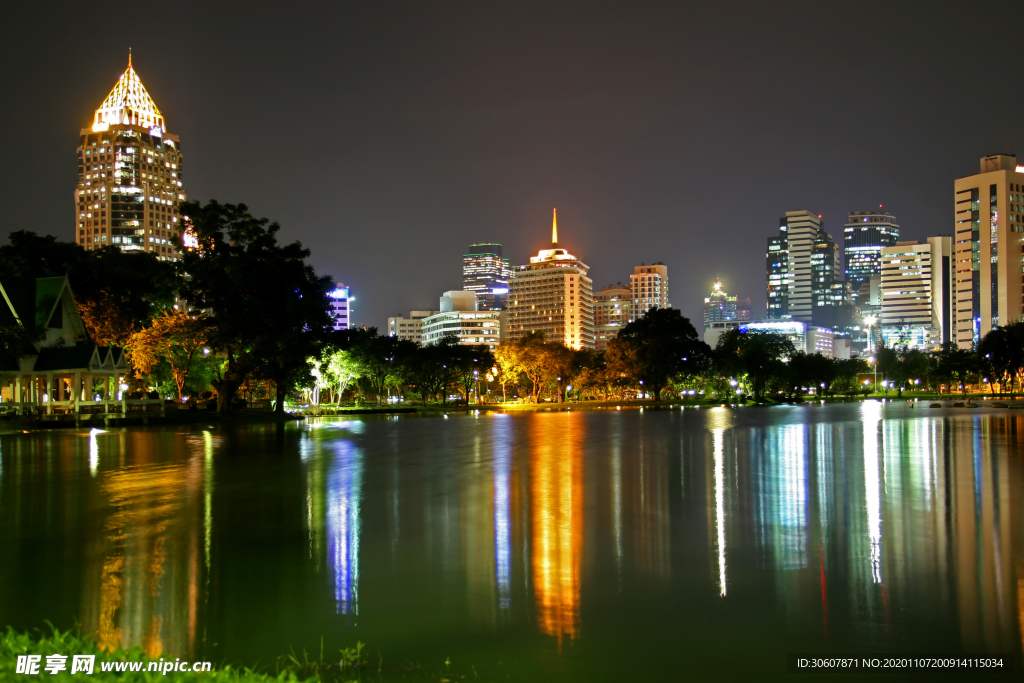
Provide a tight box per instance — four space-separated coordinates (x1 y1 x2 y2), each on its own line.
551 208 558 247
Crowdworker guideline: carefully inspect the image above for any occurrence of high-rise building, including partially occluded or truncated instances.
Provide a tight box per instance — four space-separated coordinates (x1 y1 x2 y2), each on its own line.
421 291 503 349
76 56 185 260
953 154 1024 348
329 283 352 330
594 283 631 351
879 238 954 349
703 278 746 330
629 263 669 321
766 211 833 323
462 244 512 311
844 210 900 300
387 310 439 345
766 228 789 319
507 209 595 350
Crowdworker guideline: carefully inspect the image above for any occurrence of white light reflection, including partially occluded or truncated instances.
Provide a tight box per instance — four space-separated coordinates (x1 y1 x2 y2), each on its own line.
89 433 99 476
493 441 511 609
713 428 727 597
327 440 363 615
862 402 883 584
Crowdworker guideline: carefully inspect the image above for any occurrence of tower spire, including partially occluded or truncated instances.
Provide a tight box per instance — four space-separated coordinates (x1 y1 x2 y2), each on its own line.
128 47 132 67
552 208 558 246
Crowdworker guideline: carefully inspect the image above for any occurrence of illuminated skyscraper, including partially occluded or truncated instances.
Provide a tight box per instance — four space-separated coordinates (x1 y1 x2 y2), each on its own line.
75 56 185 260
629 263 669 321
844 210 899 300
766 211 832 323
463 244 512 311
508 209 595 350
953 154 1024 348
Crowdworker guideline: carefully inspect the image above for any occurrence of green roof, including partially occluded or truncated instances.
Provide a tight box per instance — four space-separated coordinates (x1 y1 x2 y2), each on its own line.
34 277 67 328
33 345 97 372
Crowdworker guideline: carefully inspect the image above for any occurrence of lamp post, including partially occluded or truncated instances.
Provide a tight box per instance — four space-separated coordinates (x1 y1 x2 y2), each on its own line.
864 315 877 355
868 355 877 395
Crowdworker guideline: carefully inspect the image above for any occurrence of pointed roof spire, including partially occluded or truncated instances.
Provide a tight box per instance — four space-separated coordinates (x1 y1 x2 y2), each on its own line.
552 208 558 246
91 55 165 133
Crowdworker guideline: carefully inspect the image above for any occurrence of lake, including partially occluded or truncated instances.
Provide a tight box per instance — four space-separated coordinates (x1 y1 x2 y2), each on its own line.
1 402 1022 680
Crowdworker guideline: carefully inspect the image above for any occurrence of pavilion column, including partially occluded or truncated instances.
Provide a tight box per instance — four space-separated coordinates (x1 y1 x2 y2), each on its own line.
73 371 82 414
15 376 22 406
45 373 53 415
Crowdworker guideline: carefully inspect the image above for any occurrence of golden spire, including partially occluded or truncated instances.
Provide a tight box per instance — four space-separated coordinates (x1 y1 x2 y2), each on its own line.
552 208 558 246
91 56 165 133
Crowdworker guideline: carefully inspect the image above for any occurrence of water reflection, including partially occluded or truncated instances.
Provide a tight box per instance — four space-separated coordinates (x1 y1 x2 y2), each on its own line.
81 439 204 659
530 414 583 644
1 407 1023 676
326 441 362 616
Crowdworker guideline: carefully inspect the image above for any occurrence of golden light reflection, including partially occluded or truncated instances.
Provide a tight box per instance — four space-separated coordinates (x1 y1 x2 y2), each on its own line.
531 414 583 644
83 457 202 658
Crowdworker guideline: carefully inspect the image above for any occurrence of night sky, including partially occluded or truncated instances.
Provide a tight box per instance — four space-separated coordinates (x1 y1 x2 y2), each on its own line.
4 1 1024 329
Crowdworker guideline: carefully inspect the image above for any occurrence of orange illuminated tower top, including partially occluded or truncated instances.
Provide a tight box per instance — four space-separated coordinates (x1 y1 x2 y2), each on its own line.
92 55 165 133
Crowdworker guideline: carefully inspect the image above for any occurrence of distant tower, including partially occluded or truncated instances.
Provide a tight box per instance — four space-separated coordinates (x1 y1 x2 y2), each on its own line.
507 209 595 349
329 283 351 330
703 278 738 330
462 244 512 311
75 55 186 260
767 211 831 323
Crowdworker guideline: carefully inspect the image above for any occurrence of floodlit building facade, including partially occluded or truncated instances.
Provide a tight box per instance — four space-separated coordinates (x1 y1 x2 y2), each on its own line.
739 320 836 358
594 283 631 351
953 154 1024 348
844 210 900 301
879 238 954 349
76 56 185 261
462 244 512 311
421 291 503 349
329 283 352 331
387 310 439 345
507 209 595 350
630 263 669 321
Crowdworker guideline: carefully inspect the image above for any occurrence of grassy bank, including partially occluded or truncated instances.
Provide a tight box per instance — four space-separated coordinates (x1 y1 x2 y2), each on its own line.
1 625 493 682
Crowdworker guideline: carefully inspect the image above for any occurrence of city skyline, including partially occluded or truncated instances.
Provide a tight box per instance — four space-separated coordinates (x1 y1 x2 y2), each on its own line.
4 3 1024 329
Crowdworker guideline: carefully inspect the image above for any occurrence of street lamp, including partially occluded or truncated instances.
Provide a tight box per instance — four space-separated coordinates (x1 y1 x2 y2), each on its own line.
868 354 877 395
864 315 878 354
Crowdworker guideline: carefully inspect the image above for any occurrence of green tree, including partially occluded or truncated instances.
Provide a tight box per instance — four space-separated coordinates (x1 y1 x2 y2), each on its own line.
179 200 334 413
126 309 209 401
0 231 179 346
612 307 710 402
715 329 797 402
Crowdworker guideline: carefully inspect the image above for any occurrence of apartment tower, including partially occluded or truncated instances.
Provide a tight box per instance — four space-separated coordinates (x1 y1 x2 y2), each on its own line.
76 56 185 260
630 263 669 321
594 283 631 350
953 154 1024 347
507 209 595 349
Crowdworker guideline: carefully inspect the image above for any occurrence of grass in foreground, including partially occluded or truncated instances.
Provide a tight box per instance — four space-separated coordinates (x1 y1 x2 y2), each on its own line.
1 625 500 682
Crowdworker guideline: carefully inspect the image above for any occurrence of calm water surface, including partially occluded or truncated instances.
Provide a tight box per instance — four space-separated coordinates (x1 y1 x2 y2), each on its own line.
1 403 1023 680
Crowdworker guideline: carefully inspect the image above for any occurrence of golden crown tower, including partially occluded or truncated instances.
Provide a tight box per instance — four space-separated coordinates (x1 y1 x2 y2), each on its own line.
75 55 186 260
